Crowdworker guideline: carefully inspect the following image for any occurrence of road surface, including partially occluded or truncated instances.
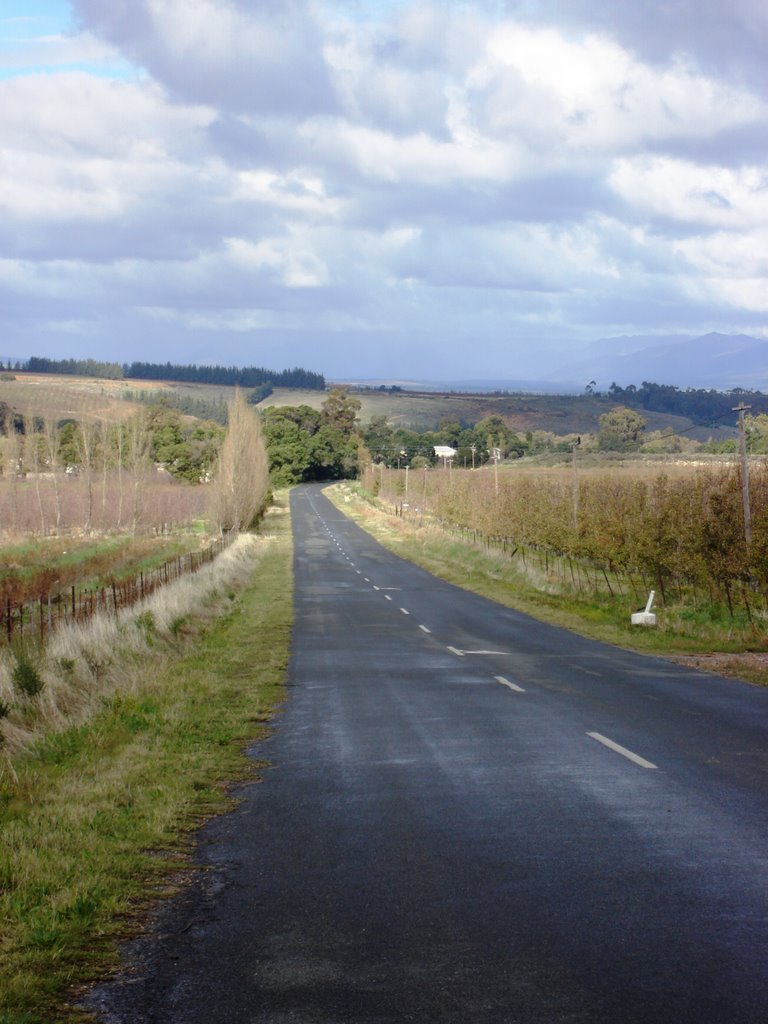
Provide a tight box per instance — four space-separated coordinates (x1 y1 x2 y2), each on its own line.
88 482 768 1023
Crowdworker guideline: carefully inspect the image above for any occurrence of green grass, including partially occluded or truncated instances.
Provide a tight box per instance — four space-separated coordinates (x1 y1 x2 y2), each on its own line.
0 506 293 1024
0 534 199 577
0 535 214 616
326 483 768 669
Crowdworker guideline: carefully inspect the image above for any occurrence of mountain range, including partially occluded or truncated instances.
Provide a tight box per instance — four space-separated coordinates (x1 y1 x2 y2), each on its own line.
346 333 768 394
547 332 768 391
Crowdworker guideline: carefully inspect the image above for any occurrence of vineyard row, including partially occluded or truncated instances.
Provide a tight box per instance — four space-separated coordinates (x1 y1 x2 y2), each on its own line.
364 461 768 621
2 537 229 648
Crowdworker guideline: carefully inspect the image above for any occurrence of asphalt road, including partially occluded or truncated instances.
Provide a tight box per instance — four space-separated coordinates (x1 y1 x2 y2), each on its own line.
88 482 768 1023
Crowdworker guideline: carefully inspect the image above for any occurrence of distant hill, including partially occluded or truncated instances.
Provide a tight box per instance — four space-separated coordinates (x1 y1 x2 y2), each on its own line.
263 387 730 441
548 332 768 390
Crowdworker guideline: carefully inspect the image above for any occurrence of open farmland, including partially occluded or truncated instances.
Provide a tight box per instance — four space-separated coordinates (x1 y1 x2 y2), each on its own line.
1 373 739 444
0 373 237 424
262 385 736 442
0 373 145 424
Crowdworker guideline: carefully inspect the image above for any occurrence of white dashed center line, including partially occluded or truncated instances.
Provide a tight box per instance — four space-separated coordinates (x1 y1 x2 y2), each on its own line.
400 608 410 615
587 732 657 769
419 625 431 634
461 650 511 656
447 646 465 657
495 676 525 693
384 594 392 601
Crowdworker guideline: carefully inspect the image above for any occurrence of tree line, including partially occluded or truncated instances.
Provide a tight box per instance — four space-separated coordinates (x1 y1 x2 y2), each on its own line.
22 357 325 390
607 381 768 426
362 413 567 467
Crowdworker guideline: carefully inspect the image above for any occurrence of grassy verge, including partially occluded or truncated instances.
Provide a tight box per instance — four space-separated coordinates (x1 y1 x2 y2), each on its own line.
326 483 768 685
0 502 293 1024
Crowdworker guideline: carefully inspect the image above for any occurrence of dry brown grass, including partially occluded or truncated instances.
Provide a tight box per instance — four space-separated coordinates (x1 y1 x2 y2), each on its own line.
0 374 142 424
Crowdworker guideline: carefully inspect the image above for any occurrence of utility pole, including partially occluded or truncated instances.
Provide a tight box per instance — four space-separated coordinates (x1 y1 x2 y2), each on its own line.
733 402 752 547
571 436 581 528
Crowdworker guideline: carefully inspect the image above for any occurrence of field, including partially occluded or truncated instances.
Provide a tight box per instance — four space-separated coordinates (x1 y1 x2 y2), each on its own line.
0 373 233 424
263 385 734 440
0 374 144 424
1 371 739 443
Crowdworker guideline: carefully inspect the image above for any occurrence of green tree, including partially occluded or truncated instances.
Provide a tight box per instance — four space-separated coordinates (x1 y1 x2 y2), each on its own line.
262 410 315 486
262 403 359 483
745 414 768 454
597 406 647 451
321 389 361 434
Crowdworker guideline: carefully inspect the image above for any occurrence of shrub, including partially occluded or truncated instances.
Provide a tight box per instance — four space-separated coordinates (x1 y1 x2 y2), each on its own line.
12 654 45 698
135 611 156 642
169 615 188 637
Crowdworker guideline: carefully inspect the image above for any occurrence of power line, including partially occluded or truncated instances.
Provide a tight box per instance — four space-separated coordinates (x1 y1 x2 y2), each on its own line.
643 408 738 444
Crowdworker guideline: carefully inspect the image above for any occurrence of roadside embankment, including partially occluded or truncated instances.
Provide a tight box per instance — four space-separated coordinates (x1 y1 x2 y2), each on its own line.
0 500 292 1024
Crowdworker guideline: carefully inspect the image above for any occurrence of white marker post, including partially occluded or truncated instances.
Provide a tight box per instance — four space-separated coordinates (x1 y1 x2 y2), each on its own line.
631 590 657 626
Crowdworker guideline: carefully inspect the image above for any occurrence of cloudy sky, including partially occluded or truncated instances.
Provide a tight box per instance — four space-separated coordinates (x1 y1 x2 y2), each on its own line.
1 1 766 380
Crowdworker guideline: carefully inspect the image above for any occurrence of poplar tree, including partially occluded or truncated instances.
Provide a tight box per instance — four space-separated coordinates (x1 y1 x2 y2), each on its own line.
210 389 269 533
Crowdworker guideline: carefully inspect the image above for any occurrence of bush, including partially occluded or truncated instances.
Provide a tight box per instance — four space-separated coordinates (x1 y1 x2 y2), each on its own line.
12 653 45 698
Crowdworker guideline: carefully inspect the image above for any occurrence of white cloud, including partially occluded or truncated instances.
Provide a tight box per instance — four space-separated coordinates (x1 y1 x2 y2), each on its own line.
226 234 330 288
470 24 764 155
0 72 205 158
0 1 765 377
609 157 768 229
234 171 347 221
